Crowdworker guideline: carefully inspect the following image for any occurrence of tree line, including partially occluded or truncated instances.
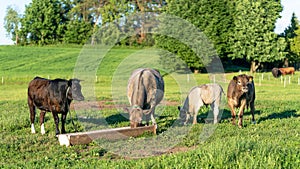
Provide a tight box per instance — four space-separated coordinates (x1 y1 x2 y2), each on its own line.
4 0 300 72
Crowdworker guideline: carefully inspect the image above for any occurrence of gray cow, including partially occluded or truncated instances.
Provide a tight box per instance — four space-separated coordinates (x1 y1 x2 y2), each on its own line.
127 68 164 128
178 84 223 125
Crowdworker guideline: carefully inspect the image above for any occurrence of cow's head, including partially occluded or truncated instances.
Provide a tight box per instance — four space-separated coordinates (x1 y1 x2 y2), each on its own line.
128 106 143 128
68 79 84 101
233 74 253 93
178 106 188 125
272 68 282 78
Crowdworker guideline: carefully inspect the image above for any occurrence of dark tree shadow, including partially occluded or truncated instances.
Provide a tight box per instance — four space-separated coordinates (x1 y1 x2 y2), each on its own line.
257 110 299 123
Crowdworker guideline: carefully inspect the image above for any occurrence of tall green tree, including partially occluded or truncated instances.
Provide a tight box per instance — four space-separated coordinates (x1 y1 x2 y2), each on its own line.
4 6 21 45
155 0 234 72
64 0 130 44
229 0 286 72
280 13 299 66
21 0 62 45
290 20 300 63
281 13 298 39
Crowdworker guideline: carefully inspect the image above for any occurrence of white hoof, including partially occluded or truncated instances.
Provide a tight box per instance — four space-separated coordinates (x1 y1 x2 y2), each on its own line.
41 123 45 135
31 124 36 134
252 120 256 124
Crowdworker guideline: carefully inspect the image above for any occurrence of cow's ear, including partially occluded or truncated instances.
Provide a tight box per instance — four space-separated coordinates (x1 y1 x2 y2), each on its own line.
233 76 238 82
123 107 130 113
68 79 72 87
143 109 151 114
248 76 254 82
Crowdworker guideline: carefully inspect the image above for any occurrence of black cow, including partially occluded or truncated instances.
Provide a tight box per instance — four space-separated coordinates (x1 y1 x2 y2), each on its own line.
28 77 84 135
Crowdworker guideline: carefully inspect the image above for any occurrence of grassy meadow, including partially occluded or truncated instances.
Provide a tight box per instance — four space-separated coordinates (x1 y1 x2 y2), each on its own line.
0 45 299 168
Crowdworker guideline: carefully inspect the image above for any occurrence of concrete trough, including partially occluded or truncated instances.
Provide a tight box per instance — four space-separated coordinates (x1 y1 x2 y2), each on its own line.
58 125 156 146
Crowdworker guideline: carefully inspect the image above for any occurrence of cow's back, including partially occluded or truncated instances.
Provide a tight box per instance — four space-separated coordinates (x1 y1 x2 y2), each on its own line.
199 84 222 105
142 69 164 104
127 68 164 106
28 77 68 112
28 77 50 101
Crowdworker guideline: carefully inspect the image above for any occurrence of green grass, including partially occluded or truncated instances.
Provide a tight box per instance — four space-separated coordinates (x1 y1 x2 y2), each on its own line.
0 45 299 168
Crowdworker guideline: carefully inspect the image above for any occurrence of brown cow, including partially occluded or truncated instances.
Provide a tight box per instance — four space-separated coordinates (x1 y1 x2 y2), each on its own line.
272 67 295 78
279 67 295 75
28 77 84 135
227 74 255 128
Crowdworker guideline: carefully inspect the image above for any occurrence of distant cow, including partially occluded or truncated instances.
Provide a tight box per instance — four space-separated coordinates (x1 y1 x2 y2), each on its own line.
178 84 223 125
271 68 281 78
227 74 255 128
127 68 164 128
272 67 295 78
28 77 84 135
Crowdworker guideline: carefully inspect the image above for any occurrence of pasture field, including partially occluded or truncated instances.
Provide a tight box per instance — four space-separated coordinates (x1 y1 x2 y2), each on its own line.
0 45 299 168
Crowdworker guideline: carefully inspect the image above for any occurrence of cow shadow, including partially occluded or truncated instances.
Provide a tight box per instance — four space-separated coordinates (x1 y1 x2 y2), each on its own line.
77 113 129 126
76 116 107 126
196 109 232 123
257 110 299 123
105 113 129 125
197 109 262 123
156 115 179 133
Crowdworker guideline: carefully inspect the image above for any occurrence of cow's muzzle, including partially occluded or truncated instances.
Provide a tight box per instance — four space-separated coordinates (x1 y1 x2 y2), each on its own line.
242 87 248 93
74 95 84 101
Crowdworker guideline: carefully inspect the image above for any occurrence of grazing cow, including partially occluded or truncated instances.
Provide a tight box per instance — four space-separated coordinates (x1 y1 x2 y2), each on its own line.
272 67 295 78
28 77 84 135
271 68 281 78
227 74 255 128
279 67 295 75
127 68 164 128
178 84 224 125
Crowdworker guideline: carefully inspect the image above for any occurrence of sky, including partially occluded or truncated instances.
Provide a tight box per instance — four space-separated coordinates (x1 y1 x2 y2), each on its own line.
0 0 299 45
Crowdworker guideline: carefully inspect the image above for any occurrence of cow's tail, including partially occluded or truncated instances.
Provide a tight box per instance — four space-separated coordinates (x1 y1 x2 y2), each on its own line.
137 69 145 92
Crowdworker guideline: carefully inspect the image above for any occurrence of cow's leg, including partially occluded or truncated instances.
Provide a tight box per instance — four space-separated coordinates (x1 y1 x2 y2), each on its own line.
149 107 157 129
192 108 199 125
40 110 46 134
238 101 246 128
228 99 236 125
250 101 256 124
192 101 203 125
211 103 219 124
28 98 36 134
52 112 60 135
184 113 190 125
145 114 150 126
61 113 67 134
192 113 197 125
